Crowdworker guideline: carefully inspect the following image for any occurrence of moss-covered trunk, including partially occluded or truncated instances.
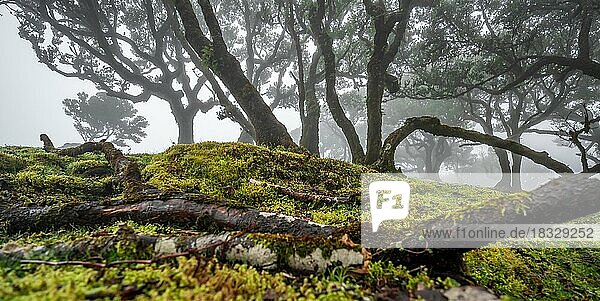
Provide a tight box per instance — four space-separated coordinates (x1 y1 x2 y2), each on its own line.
1 198 337 237
299 51 321 155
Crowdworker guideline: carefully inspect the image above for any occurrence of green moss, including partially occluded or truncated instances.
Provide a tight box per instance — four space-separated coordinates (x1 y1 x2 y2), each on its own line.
364 261 439 292
464 248 600 300
103 240 155 262
311 204 359 227
127 153 154 170
142 142 370 226
0 152 26 173
66 159 111 176
0 147 118 207
144 143 368 195
9 170 114 206
0 257 370 300
366 261 410 286
1 222 178 247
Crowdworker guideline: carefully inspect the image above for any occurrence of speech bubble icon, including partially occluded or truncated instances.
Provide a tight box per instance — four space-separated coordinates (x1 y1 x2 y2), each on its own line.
369 181 410 232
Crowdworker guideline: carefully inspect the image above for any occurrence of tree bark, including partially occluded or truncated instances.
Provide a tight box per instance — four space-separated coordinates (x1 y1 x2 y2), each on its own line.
423 136 451 180
171 0 295 148
375 117 573 174
282 0 319 154
1 198 336 237
175 111 195 144
237 130 255 143
310 0 365 163
493 148 513 191
363 0 411 165
511 152 523 191
299 51 321 155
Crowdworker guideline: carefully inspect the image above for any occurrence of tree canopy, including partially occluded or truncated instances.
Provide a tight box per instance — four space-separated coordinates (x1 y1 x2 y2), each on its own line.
63 92 148 148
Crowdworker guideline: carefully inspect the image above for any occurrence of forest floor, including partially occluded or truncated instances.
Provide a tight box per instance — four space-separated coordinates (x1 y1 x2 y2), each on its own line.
0 143 598 300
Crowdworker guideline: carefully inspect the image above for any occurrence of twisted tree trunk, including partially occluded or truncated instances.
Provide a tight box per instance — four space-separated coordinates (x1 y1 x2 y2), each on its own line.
299 52 322 155
171 0 295 148
310 0 365 163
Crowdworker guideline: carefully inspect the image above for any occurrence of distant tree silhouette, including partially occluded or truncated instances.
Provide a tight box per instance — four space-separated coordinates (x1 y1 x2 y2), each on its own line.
63 92 148 148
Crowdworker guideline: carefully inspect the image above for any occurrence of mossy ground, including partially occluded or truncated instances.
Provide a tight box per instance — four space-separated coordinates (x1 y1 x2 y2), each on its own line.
0 146 121 208
1 255 447 300
1 143 599 300
464 248 600 300
142 143 369 227
0 222 458 300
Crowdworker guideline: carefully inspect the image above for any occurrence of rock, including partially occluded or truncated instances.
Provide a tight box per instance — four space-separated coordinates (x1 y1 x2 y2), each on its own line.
443 286 500 301
415 289 448 301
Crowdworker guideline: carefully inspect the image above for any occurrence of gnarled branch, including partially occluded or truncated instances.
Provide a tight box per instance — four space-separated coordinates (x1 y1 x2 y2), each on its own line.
375 117 573 173
39 134 145 196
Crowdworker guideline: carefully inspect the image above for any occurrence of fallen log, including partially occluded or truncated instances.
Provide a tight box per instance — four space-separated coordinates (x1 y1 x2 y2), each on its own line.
0 230 363 272
39 134 145 196
1 198 336 237
375 117 573 173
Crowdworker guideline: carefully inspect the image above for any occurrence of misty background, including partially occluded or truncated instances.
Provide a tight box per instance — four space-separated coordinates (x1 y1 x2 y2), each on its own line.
0 7 586 175
0 9 300 153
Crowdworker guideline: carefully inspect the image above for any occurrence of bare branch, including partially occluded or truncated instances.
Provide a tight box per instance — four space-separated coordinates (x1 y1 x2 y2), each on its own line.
376 116 573 173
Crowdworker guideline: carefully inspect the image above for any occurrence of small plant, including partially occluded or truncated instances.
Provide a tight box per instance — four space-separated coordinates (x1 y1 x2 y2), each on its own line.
327 266 351 284
366 261 410 287
437 276 460 289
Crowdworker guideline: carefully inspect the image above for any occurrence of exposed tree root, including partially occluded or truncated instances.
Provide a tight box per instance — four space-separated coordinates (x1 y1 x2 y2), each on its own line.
1 229 363 273
40 134 145 196
1 198 337 237
375 117 573 173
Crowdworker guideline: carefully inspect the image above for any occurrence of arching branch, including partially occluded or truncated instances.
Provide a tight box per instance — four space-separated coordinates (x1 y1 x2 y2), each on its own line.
375 117 573 173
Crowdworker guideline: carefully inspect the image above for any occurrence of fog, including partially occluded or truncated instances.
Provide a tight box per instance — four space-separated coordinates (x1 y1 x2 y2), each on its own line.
0 9 585 172
0 10 301 153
